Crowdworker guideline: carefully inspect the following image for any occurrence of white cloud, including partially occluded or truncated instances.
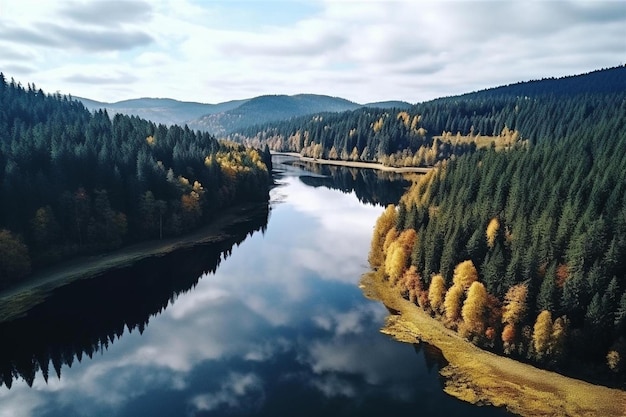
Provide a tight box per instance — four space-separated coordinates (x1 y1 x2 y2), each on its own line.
190 372 264 412
0 0 622 103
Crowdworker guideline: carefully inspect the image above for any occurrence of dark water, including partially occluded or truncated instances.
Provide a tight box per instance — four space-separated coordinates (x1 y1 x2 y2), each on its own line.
0 160 511 416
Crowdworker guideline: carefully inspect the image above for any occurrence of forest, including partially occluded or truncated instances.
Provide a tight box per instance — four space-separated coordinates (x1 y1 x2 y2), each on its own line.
367 68 626 385
0 74 272 290
229 66 626 169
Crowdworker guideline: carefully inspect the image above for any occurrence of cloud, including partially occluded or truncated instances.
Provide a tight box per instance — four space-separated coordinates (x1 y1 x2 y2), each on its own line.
190 372 264 412
310 374 356 398
1 0 624 108
63 72 139 85
59 0 153 27
1 64 36 76
0 22 153 52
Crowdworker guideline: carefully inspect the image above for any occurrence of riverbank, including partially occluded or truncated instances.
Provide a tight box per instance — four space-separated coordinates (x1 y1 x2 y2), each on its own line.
360 271 626 417
273 152 433 174
0 203 268 323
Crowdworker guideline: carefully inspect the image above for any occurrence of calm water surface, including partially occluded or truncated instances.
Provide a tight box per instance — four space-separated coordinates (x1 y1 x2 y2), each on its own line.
0 160 511 416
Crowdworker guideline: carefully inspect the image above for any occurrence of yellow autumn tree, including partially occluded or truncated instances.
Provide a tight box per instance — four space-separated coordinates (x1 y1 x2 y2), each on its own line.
444 284 464 323
462 281 488 335
382 227 399 256
385 241 407 285
607 351 621 372
368 205 397 268
452 260 479 290
428 274 446 314
486 217 500 249
532 310 553 357
548 316 568 359
502 283 528 327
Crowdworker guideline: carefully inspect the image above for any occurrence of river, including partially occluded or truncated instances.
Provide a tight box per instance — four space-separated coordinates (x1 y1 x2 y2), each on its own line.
0 156 512 416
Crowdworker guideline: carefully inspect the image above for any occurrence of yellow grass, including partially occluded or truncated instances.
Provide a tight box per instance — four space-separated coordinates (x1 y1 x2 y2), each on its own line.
434 131 524 151
360 271 626 417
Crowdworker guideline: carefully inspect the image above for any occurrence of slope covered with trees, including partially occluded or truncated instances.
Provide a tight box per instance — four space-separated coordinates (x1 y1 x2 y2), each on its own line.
78 97 249 127
368 71 626 385
187 94 361 136
230 66 626 168
0 75 272 290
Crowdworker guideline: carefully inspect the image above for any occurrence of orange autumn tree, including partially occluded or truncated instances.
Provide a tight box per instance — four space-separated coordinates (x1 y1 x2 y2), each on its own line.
501 283 528 350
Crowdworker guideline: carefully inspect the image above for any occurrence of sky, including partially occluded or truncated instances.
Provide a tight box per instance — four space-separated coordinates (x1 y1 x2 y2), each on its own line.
0 0 624 104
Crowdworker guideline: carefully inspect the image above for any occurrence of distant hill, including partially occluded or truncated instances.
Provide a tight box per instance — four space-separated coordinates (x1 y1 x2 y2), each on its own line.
185 94 361 136
364 100 412 109
78 94 410 136
228 65 626 165
77 97 248 126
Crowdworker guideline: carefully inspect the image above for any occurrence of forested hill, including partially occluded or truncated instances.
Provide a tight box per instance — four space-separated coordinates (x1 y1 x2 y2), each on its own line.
228 66 626 167
0 74 272 290
78 97 249 127
185 94 361 135
367 67 626 384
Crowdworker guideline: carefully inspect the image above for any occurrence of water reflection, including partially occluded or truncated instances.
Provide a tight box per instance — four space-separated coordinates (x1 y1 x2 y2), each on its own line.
0 206 269 390
0 162 511 417
273 154 410 206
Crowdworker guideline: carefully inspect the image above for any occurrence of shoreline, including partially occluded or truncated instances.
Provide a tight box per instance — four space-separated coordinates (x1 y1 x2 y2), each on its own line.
360 271 626 417
272 151 433 174
0 203 268 323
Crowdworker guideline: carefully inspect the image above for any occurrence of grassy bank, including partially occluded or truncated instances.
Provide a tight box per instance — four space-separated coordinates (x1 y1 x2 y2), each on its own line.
0 203 268 324
360 271 626 417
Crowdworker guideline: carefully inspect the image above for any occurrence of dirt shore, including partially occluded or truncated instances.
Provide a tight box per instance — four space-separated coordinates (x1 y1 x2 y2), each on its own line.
273 152 433 173
0 203 268 323
360 272 626 417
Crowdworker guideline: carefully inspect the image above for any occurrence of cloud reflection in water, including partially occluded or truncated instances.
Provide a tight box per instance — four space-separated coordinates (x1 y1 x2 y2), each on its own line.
0 169 510 416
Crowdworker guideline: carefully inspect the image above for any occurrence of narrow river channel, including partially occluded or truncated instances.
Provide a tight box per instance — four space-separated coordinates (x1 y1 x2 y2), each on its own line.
0 157 512 416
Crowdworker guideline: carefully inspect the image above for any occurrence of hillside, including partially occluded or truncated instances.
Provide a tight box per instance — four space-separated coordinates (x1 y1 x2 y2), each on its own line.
185 94 361 135
77 94 407 136
0 75 272 290
364 100 412 109
228 66 626 167
365 67 626 385
77 97 248 126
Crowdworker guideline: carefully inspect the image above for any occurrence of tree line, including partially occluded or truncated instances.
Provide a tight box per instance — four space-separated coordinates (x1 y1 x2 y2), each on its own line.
0 74 272 289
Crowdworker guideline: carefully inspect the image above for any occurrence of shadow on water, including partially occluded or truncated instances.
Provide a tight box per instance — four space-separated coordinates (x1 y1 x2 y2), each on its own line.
294 162 411 206
0 205 269 389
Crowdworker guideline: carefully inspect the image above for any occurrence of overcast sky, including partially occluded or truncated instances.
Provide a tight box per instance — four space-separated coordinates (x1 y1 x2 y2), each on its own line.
0 0 624 104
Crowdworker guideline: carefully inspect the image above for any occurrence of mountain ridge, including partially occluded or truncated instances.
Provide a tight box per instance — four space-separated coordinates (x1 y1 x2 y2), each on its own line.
76 94 413 135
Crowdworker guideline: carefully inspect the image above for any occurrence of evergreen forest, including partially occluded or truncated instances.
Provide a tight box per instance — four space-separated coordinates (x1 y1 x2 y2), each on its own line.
366 67 626 385
0 74 272 290
229 66 626 168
